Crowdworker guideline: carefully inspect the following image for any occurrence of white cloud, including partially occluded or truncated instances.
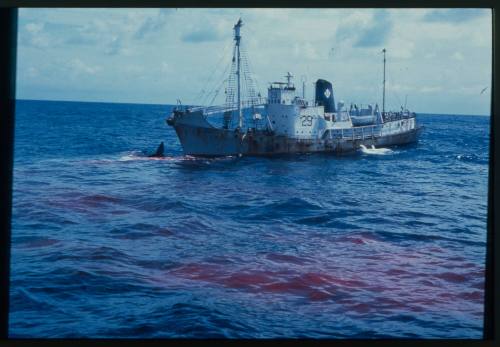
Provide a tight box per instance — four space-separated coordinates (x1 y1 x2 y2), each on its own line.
25 22 44 34
293 42 320 60
69 58 101 75
452 52 464 61
22 21 52 48
27 66 38 78
130 9 172 40
104 36 122 55
161 62 170 73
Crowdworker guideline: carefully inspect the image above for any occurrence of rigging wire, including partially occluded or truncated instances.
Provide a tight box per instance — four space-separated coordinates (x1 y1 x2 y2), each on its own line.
194 39 233 104
208 77 228 107
240 41 263 102
201 45 234 106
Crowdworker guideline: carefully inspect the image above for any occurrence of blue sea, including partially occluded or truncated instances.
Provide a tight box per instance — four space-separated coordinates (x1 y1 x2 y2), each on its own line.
9 100 489 338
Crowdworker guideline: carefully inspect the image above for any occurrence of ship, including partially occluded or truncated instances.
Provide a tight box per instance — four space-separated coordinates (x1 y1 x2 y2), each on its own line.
166 18 422 157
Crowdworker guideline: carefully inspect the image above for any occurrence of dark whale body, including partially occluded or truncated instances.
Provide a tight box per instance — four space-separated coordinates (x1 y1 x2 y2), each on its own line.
149 142 165 157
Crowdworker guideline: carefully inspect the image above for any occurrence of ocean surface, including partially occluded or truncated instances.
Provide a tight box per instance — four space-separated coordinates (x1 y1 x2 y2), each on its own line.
9 100 489 338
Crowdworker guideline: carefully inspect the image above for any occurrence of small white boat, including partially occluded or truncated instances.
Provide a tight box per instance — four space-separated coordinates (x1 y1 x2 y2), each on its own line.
359 144 393 155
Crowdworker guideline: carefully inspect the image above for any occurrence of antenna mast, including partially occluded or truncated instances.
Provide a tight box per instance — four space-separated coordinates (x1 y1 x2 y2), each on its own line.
234 18 243 129
301 75 306 99
382 48 386 115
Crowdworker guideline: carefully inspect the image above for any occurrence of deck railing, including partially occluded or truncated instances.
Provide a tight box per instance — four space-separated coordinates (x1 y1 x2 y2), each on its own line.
382 111 415 122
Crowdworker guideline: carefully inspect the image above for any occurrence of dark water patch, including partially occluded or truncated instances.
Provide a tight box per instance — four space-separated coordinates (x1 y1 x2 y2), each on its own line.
10 288 60 312
266 253 311 265
18 180 49 186
151 303 244 338
109 209 131 215
377 230 486 247
111 231 155 240
109 223 175 240
357 216 395 225
459 212 488 223
78 194 123 207
293 213 332 226
15 222 58 231
393 210 436 219
153 227 175 237
41 267 156 296
435 272 470 284
15 236 60 249
245 197 323 220
129 197 187 213
134 259 178 271
457 291 484 302
404 220 437 228
86 246 133 262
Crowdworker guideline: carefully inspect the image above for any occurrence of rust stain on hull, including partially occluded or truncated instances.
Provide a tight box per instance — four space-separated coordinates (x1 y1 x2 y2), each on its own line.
174 125 422 157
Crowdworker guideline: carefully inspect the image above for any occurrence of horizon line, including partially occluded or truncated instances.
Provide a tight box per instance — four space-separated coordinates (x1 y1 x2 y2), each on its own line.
15 98 491 117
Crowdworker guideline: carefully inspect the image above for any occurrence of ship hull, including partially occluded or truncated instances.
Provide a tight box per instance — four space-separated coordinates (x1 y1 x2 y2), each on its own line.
172 120 422 157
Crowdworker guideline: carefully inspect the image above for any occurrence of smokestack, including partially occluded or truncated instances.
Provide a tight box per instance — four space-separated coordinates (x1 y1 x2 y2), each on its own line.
315 79 336 113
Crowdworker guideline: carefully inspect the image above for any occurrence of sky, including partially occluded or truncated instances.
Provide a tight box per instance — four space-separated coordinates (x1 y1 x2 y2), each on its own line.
16 8 492 115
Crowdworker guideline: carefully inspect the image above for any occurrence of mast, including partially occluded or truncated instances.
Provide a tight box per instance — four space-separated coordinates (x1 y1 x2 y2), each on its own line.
382 48 386 115
234 18 243 129
285 72 292 87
